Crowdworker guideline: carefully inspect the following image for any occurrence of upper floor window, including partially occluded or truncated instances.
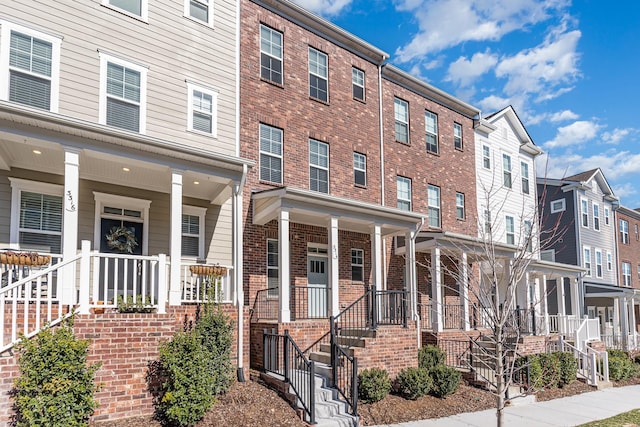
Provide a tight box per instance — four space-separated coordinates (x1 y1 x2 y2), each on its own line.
397 176 411 211
353 152 366 186
581 198 589 228
595 249 603 278
427 184 441 228
593 203 600 231
394 98 409 143
524 220 533 252
352 67 365 101
636 224 639 241
425 111 438 154
99 53 147 133
182 206 206 259
482 145 491 169
0 23 62 112
351 248 364 282
550 199 565 213
584 247 592 277
604 207 610 225
502 154 512 188
622 261 631 287
259 124 283 184
187 83 218 137
455 192 465 220
483 209 491 234
607 252 613 271
521 161 530 194
103 0 148 20
309 139 329 193
505 215 515 245
308 47 328 102
185 0 213 26
453 122 463 150
620 219 630 244
637 264 640 280
260 25 282 85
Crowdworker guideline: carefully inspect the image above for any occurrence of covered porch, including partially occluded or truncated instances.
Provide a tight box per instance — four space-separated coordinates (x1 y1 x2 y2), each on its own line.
585 283 638 351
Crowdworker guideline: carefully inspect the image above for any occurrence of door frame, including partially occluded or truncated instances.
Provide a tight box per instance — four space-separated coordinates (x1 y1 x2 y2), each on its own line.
93 192 151 255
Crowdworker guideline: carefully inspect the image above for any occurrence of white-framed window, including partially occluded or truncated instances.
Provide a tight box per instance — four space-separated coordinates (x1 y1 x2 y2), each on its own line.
604 207 610 225
309 139 329 193
397 176 411 211
9 178 63 254
0 22 62 112
351 248 364 282
581 198 589 228
637 264 640 280
187 82 218 137
394 98 409 143
636 224 639 241
595 249 602 278
592 203 600 231
541 249 555 262
259 123 283 184
524 220 533 252
352 67 365 101
455 192 465 220
483 209 491 234
99 52 147 133
102 0 148 21
453 122 462 150
260 24 283 85
427 184 441 228
607 251 613 271
308 47 328 102
353 152 366 186
622 261 631 287
425 111 438 154
550 199 566 213
620 219 630 244
502 154 512 188
521 161 530 194
185 0 213 26
182 206 206 259
267 239 279 297
505 215 515 245
482 145 491 169
583 246 592 277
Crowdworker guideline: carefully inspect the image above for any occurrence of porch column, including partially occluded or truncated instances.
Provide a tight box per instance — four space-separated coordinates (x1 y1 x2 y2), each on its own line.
371 224 383 290
431 247 443 333
541 274 549 335
631 297 637 348
405 230 417 320
571 277 580 317
278 209 291 323
328 216 340 317
460 252 470 331
621 297 630 350
168 170 183 306
61 148 80 305
557 277 567 316
613 298 621 343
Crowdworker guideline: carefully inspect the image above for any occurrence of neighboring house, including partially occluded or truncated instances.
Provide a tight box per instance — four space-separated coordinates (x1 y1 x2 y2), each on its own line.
614 205 640 346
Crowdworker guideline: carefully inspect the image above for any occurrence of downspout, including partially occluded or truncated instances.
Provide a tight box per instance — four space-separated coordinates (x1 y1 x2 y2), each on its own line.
378 59 388 289
235 164 248 382
234 0 241 159
412 218 425 348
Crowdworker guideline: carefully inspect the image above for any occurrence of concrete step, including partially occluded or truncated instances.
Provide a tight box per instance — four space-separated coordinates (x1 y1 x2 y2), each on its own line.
310 351 331 365
320 343 355 356
339 328 376 338
336 335 366 348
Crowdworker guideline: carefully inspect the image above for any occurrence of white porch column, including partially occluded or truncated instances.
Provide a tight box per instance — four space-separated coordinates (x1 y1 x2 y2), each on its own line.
460 252 470 331
541 274 549 335
232 185 244 307
621 296 629 350
61 149 80 305
613 298 621 342
328 216 340 317
557 277 567 316
405 230 417 320
431 247 443 333
371 224 383 291
278 209 291 323
168 170 183 306
571 277 580 316
631 297 638 348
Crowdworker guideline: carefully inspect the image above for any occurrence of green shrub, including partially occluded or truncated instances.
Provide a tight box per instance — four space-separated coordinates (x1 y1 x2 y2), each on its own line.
14 318 101 427
429 365 461 398
418 345 446 372
526 353 560 389
358 368 391 403
195 305 233 396
396 367 432 400
608 350 639 381
555 351 577 387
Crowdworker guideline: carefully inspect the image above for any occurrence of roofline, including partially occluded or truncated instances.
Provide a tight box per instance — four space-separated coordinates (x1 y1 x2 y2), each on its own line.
617 205 640 219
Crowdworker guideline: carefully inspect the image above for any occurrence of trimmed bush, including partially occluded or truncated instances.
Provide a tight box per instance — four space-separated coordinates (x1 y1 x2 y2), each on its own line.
396 367 432 400
555 351 577 388
429 365 461 398
608 350 639 381
358 368 391 403
195 305 234 396
418 345 446 372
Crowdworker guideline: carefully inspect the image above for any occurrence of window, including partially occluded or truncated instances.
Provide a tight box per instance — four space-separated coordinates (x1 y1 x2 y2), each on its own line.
584 247 591 277
353 152 366 186
351 249 364 282
259 124 283 184
482 145 491 169
637 264 640 280
521 162 530 194
185 0 212 25
524 220 533 252
604 207 610 225
103 0 148 20
99 53 147 133
607 251 613 271
425 111 438 153
0 23 62 112
455 192 465 220
309 139 329 193
593 204 600 231
394 98 409 143
260 25 282 85
453 123 462 150
581 198 589 228
308 47 328 102
595 249 602 278
620 219 630 244
550 199 566 213
352 67 364 101
505 216 515 245
502 154 512 188
483 209 491 234
267 239 279 297
182 206 206 258
397 176 411 211
636 224 639 241
187 83 217 136
427 185 441 228
622 262 631 287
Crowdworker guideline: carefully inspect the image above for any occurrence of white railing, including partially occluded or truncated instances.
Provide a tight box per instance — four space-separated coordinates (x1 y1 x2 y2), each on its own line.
548 314 580 335
552 337 609 386
575 317 600 351
179 263 233 304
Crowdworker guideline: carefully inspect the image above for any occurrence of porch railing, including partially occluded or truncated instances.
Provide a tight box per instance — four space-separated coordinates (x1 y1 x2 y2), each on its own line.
549 314 580 335
179 263 233 304
549 336 609 386
376 289 407 327
506 307 536 335
602 333 623 350
291 286 328 320
575 317 600 351
251 288 279 321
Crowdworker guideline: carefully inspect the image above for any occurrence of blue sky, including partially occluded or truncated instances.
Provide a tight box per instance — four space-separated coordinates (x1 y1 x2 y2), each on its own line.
291 0 640 208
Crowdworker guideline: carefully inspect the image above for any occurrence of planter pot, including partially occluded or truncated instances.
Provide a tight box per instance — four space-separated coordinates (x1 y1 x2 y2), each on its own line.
189 265 227 276
0 251 51 266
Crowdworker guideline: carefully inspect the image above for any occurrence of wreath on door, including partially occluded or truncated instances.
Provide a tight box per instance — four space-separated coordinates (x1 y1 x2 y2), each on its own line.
105 226 138 253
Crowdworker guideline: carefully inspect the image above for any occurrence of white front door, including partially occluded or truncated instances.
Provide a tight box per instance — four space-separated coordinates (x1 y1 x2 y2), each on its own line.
308 256 328 318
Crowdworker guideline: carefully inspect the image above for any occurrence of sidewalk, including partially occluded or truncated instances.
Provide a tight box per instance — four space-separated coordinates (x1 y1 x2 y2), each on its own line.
372 385 640 427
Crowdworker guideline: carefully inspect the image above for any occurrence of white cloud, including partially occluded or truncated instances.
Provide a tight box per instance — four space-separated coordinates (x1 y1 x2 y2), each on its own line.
446 50 498 87
549 110 579 122
602 128 635 145
543 120 601 149
612 182 638 202
291 0 353 16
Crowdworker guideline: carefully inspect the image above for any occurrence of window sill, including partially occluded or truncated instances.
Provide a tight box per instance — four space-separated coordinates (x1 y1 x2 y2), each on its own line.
101 4 149 23
395 140 410 145
427 150 440 156
354 183 367 189
309 96 329 106
260 78 284 89
182 14 214 29
353 97 366 104
259 180 285 187
187 128 218 139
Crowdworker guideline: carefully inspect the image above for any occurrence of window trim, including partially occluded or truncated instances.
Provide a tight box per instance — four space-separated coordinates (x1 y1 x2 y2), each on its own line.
353 152 366 187
550 199 566 213
396 176 412 211
308 47 328 102
102 0 149 21
394 98 409 144
593 203 600 231
482 145 491 170
184 0 214 26
425 110 438 154
505 215 515 245
259 24 283 85
520 161 530 195
604 207 610 225
455 192 465 220
186 82 218 137
453 122 463 150
427 184 441 228
607 251 613 271
182 205 207 260
502 153 512 188
595 249 602 278
267 238 279 297
583 246 592 277
309 139 329 193
259 123 283 184
351 248 364 282
351 66 365 101
620 219 630 244
622 261 632 287
580 198 589 228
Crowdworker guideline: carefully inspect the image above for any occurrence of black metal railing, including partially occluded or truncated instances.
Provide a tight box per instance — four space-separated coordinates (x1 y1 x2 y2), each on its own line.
291 286 329 320
332 339 358 416
417 298 432 330
263 329 316 424
443 304 464 329
375 289 408 327
251 288 279 322
507 307 536 335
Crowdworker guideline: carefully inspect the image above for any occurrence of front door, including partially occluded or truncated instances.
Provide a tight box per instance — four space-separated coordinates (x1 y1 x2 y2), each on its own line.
307 256 328 318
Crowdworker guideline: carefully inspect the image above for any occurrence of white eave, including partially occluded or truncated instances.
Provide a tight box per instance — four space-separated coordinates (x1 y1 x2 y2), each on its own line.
474 119 497 135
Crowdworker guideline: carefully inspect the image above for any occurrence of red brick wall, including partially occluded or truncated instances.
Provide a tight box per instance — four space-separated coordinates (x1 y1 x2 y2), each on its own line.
354 323 419 378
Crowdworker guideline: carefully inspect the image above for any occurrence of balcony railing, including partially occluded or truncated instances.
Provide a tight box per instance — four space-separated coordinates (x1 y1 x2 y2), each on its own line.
291 285 328 320
179 263 233 304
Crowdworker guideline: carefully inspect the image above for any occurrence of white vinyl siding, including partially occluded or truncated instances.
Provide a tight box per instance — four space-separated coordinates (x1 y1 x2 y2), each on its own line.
309 139 329 193
187 83 218 137
308 47 328 102
428 185 441 228
394 98 409 143
259 124 283 184
397 176 411 211
524 220 533 252
260 25 283 85
185 0 213 26
425 111 438 154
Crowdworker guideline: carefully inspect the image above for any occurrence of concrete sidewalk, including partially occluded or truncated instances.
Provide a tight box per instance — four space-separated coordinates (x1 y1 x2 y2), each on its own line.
372 385 640 427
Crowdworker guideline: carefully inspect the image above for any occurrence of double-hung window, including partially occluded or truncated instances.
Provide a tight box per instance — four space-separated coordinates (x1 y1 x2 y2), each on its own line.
453 122 462 150
397 176 411 211
607 252 613 271
524 220 533 252
308 47 328 102
482 145 491 169
521 161 530 194
185 0 213 26
581 199 589 228
425 111 438 154
187 83 217 136
260 25 283 85
394 98 409 143
620 219 630 244
309 139 329 193
103 0 148 21
351 249 364 282
99 53 147 133
427 185 441 228
593 204 600 231
604 207 610 225
182 206 206 259
259 124 283 184
505 216 515 245
455 192 465 220
484 209 491 234
622 262 631 287
502 154 512 188
353 152 366 186
595 249 603 278
352 67 365 101
267 239 279 297
584 247 592 277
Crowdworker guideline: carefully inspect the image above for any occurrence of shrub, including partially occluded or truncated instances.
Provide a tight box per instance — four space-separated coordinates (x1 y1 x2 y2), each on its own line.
608 350 639 381
555 351 577 388
396 367 432 400
418 345 446 372
14 318 101 427
525 353 561 389
195 305 233 396
429 365 461 398
358 368 391 403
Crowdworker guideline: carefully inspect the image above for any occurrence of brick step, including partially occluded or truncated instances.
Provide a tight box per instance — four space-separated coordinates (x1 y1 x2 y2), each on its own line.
338 328 376 339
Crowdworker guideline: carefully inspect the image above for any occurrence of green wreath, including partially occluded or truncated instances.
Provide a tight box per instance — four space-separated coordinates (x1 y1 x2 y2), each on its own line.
105 226 138 253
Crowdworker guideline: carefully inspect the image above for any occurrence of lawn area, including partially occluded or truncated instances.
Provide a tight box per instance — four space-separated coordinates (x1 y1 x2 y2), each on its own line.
577 409 640 427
